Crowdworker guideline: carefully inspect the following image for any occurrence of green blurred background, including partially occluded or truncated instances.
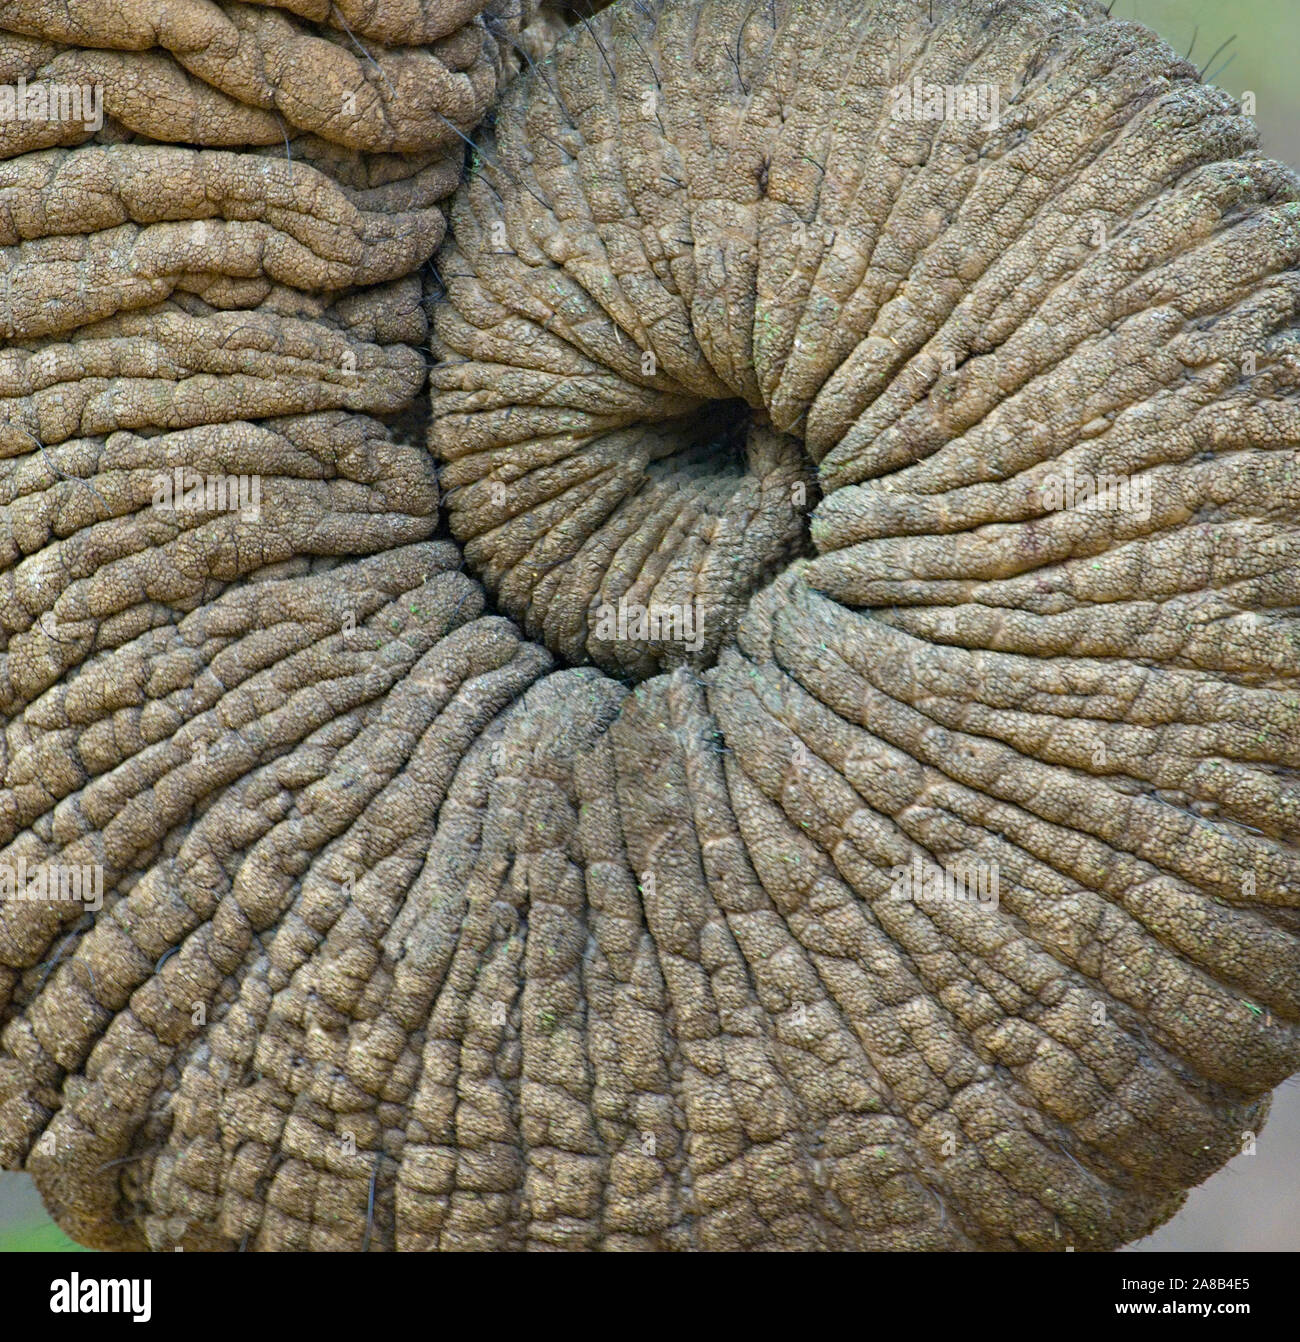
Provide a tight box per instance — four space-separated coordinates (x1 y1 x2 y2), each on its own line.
2 0 1298 1253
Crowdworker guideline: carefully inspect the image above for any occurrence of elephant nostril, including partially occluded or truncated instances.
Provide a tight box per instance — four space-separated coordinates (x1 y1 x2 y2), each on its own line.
590 399 817 679
646 397 754 484
436 394 816 682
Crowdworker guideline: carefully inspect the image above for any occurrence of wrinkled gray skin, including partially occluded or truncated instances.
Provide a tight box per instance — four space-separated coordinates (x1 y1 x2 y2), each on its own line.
2 0 1298 1251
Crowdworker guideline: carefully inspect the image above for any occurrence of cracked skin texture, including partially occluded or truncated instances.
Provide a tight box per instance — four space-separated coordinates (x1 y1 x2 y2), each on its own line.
0 0 1297 1252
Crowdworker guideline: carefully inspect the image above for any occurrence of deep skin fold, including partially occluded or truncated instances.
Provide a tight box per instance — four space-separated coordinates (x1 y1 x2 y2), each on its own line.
0 0 1297 1251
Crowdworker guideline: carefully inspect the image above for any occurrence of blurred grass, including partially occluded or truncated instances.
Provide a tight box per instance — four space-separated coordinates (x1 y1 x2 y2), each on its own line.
0 1172 85 1251
1 0 1298 1256
1115 0 1300 167
0 1222 87 1252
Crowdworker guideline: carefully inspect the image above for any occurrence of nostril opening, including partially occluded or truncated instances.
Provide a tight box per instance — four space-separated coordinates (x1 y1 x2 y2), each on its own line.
644 397 754 481
436 389 817 684
574 398 817 681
